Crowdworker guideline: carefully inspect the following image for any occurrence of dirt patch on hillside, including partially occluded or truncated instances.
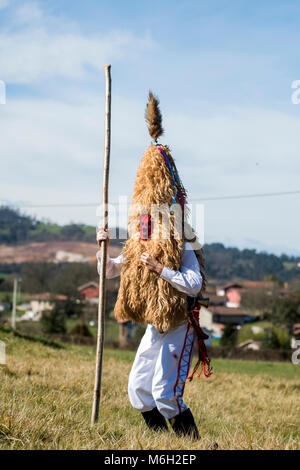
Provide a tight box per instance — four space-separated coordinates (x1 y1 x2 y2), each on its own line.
0 242 122 264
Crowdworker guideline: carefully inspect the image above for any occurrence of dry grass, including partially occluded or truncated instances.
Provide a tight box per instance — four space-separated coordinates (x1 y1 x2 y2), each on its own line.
0 329 299 450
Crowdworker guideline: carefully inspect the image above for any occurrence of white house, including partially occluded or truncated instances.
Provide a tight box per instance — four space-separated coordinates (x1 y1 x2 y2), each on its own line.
21 293 67 322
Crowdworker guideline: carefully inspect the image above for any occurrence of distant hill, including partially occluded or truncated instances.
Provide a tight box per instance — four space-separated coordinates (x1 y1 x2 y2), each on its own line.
0 240 121 264
204 243 300 283
0 206 299 282
0 206 98 245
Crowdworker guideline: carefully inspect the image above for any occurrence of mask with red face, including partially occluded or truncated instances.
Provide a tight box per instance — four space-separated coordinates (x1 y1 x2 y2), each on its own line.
140 214 153 241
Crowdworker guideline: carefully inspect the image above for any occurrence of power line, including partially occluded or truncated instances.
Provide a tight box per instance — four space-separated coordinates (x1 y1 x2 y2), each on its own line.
1 189 300 208
192 189 300 202
13 203 100 208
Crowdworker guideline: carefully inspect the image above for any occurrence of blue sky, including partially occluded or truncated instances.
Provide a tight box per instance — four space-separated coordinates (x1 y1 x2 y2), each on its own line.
0 0 300 256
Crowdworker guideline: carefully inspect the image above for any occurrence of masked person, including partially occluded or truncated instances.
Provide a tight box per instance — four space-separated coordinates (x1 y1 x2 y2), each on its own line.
96 92 211 440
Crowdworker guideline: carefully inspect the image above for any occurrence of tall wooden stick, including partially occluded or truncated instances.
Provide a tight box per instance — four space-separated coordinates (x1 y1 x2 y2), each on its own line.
91 64 112 425
11 277 18 330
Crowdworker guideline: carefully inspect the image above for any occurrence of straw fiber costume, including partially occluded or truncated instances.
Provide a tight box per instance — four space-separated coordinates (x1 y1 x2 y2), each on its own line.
97 92 212 440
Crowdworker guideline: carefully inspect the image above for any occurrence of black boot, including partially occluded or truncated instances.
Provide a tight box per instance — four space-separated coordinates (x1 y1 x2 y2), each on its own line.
141 407 168 431
169 409 199 440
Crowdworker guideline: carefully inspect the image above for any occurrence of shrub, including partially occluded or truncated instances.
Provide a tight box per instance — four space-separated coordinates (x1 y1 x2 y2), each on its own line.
68 322 92 337
261 327 291 350
41 308 67 335
261 328 280 349
270 292 300 331
273 327 291 349
238 323 265 343
220 323 238 347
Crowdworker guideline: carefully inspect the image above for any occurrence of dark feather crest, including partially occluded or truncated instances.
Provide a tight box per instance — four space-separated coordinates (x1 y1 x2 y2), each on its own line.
145 90 164 142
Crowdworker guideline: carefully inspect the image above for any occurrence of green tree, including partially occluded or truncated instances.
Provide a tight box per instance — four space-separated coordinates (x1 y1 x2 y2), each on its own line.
0 206 36 244
261 328 281 349
241 286 280 315
220 322 237 347
21 262 58 293
263 274 283 286
49 263 96 298
269 291 300 331
41 305 67 334
261 327 291 350
69 321 92 337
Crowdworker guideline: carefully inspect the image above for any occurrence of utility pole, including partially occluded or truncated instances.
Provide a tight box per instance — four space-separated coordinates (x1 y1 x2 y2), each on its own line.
11 277 18 330
17 277 22 303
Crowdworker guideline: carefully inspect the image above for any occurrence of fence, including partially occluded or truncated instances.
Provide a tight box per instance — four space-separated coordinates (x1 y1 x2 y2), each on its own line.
208 346 294 362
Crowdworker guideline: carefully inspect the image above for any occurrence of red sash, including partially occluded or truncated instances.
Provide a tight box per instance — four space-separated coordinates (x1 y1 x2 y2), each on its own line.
188 299 213 381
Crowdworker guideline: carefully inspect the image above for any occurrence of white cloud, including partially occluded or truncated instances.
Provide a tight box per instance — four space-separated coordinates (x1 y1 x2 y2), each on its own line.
0 0 9 11
165 107 300 195
0 1 154 83
1 1 299 254
14 1 44 24
0 93 145 206
1 91 300 253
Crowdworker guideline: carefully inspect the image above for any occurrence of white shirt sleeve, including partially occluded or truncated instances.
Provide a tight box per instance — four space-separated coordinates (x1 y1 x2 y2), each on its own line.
96 250 124 279
160 242 202 297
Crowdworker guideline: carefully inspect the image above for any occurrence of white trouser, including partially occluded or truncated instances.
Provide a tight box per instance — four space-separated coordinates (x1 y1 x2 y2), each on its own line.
128 322 195 419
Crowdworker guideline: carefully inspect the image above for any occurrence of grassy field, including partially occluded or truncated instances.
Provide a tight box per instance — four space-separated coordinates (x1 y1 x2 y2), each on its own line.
0 328 299 450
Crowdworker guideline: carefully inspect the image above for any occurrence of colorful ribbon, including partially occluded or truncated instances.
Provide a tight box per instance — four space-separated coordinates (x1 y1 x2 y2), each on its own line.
155 144 185 213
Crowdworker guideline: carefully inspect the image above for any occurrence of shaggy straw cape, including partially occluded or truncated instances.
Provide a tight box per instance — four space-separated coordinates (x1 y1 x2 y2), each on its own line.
114 91 205 332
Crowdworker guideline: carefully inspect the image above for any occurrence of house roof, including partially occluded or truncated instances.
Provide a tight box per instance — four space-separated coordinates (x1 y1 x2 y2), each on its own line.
78 281 99 291
238 339 261 348
205 285 218 294
208 305 250 316
209 295 227 305
293 324 300 335
212 322 225 330
242 280 276 289
78 279 119 293
221 283 243 291
28 292 67 301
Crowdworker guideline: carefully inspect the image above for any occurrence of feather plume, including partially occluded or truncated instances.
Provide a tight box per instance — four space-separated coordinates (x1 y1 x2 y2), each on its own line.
145 90 164 142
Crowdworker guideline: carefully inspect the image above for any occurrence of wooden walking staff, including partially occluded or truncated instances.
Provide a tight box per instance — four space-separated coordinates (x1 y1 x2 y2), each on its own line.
91 64 112 425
